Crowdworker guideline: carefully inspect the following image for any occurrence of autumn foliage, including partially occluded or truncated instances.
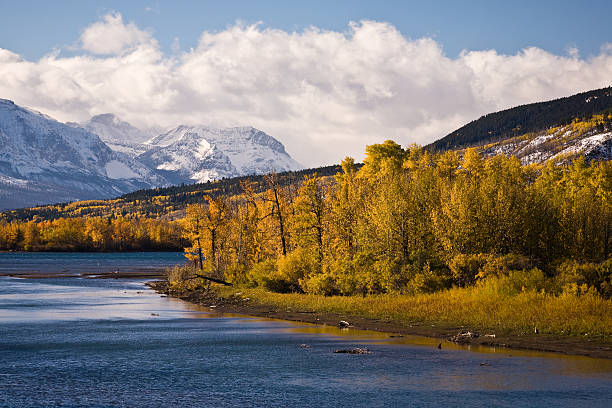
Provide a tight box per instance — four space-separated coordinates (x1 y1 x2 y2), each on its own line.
1 140 610 297
178 141 611 298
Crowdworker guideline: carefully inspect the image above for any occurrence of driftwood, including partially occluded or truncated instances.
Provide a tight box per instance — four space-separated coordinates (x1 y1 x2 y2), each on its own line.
179 272 233 286
193 273 233 286
334 348 371 354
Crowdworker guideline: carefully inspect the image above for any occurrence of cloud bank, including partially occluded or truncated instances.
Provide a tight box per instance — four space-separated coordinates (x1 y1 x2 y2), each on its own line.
1 13 611 166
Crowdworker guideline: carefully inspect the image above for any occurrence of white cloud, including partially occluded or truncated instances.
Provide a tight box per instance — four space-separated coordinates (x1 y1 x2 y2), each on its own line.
80 12 155 55
1 13 612 166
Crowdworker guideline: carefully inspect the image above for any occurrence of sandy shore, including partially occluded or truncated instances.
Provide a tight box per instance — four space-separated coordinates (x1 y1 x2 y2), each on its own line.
147 280 612 360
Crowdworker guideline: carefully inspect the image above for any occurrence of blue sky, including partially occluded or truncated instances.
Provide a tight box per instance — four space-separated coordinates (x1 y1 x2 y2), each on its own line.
1 1 611 165
2 0 611 60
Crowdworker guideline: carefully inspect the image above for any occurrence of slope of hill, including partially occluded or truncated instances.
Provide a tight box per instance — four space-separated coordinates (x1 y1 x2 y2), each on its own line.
429 87 612 151
479 114 612 164
0 165 348 222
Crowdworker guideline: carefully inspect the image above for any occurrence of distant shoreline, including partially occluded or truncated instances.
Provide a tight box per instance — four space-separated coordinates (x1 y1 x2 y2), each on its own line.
1 269 168 279
147 280 612 360
0 249 183 253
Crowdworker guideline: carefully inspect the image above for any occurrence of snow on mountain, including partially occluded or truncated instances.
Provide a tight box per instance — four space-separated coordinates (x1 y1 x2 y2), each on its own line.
69 113 153 157
141 125 302 183
139 131 237 184
0 99 167 210
480 126 612 165
74 116 303 183
0 100 303 209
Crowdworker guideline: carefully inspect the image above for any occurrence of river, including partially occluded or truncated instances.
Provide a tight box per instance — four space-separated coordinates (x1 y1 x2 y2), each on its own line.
0 253 611 407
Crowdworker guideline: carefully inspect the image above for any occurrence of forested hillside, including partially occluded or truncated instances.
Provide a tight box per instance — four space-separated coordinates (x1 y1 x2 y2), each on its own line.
428 87 612 151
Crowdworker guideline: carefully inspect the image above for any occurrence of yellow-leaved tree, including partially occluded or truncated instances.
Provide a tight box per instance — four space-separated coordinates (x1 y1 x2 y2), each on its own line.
183 195 230 278
183 203 206 270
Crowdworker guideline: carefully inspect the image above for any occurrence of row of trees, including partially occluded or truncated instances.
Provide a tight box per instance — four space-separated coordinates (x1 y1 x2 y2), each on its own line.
183 141 612 297
0 216 184 251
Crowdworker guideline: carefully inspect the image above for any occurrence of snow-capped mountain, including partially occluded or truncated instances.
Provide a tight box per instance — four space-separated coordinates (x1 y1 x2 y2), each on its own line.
70 113 153 157
0 99 167 210
140 125 302 183
0 101 303 209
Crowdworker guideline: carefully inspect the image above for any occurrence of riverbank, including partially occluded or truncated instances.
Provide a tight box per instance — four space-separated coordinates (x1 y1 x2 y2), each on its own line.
147 281 612 360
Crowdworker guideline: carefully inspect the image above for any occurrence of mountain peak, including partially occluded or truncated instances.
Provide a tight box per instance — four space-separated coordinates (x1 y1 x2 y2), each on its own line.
140 124 301 182
90 113 122 125
79 113 152 156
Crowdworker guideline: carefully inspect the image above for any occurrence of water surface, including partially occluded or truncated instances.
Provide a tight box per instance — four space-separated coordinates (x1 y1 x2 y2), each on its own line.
0 251 185 276
1 275 611 407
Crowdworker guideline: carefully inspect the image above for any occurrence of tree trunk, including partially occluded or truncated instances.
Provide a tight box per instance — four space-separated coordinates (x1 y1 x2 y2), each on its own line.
196 237 204 270
273 187 287 256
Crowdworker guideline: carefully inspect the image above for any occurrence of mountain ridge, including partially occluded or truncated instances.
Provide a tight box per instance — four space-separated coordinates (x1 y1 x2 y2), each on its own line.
70 113 154 157
0 99 166 209
0 100 303 210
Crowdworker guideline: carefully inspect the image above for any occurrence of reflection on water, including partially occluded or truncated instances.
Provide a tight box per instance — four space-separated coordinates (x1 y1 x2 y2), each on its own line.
1 276 611 407
200 311 612 376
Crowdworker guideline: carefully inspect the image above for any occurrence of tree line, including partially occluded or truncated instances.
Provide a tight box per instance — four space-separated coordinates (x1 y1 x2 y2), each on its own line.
181 141 612 298
0 216 184 251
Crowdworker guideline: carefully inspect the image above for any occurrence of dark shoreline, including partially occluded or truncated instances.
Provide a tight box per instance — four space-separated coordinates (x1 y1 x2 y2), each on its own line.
147 280 612 360
1 270 167 279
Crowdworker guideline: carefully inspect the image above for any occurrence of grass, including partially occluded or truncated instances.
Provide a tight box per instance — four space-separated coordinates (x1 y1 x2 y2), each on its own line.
216 285 612 339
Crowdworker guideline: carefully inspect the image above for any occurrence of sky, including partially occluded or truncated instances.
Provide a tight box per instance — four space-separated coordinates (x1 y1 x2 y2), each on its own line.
1 0 611 166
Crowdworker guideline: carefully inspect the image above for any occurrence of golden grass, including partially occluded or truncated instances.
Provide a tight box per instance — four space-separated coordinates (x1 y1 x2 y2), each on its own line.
217 285 612 338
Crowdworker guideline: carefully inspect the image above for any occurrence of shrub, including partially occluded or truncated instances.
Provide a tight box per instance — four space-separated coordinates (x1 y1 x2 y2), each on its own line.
554 259 612 298
476 267 549 297
276 248 318 292
372 257 405 293
247 259 282 291
299 272 339 296
325 258 358 295
406 262 450 294
476 254 533 280
447 253 488 286
247 250 318 293
166 265 201 290
225 264 249 285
